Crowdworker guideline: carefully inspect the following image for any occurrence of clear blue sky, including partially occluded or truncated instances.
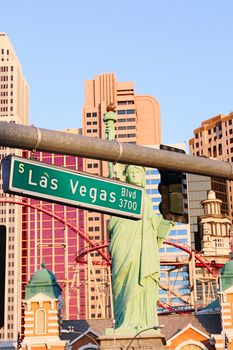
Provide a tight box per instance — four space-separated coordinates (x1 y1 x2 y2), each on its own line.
2 0 233 146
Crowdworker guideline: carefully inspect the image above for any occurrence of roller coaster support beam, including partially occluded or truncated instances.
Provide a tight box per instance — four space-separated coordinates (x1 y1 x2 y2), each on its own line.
0 121 233 179
189 251 198 312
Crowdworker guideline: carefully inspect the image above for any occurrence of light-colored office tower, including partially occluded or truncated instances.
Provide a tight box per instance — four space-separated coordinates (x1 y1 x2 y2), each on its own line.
82 73 161 318
83 73 161 148
189 113 233 218
0 33 29 341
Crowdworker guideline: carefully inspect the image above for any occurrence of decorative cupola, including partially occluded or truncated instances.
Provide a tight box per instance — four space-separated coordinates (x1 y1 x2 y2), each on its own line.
199 191 231 261
202 190 222 216
22 263 67 350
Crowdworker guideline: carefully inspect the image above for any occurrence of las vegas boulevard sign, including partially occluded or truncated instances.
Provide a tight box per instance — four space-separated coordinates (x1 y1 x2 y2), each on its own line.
1 155 143 219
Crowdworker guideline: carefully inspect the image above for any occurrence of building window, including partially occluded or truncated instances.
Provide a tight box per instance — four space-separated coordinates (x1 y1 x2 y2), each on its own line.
127 125 136 130
218 144 222 155
36 309 46 334
178 342 205 349
213 145 217 157
126 109 135 114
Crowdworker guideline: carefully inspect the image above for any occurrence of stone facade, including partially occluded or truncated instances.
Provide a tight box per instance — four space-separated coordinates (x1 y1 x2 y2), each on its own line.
21 264 67 350
200 190 232 263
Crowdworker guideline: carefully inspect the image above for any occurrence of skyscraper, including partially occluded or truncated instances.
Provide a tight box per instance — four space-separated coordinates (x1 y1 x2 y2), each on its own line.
82 73 161 318
83 73 161 146
189 114 232 306
0 32 29 341
82 73 161 234
189 113 231 217
187 173 213 249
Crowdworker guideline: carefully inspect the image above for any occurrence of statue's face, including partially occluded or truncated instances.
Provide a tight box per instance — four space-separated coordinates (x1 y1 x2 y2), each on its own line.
126 167 144 186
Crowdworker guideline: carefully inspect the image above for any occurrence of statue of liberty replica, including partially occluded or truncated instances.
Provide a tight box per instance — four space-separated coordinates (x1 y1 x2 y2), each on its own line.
102 105 175 343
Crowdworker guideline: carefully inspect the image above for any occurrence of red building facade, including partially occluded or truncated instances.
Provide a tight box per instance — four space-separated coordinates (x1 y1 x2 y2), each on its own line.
21 150 86 325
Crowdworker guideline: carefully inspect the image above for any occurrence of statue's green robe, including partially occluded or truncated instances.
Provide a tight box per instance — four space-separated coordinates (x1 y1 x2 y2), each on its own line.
109 192 174 334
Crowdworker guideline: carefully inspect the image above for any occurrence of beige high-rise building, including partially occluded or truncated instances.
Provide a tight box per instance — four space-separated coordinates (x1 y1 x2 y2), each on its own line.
189 113 232 218
83 73 161 147
0 32 29 341
82 73 161 318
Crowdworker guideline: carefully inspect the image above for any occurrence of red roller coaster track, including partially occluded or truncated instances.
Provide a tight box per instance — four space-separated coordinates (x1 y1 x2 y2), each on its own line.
1 197 220 313
75 239 219 276
0 197 110 262
0 198 219 276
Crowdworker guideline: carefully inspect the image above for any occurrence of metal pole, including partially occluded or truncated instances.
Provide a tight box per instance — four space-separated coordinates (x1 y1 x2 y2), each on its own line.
0 121 233 179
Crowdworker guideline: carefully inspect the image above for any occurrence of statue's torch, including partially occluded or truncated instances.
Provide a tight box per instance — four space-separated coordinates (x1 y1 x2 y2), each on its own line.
103 104 117 178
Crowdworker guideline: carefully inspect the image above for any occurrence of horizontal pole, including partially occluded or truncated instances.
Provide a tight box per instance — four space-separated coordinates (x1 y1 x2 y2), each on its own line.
0 121 232 180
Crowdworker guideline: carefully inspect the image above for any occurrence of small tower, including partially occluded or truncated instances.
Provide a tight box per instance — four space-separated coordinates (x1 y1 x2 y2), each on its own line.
200 190 231 262
213 260 233 349
22 263 67 350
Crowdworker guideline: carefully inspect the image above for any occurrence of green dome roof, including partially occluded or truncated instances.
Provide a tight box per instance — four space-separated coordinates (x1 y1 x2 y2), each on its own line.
30 266 57 284
221 260 233 291
221 260 233 274
25 263 62 300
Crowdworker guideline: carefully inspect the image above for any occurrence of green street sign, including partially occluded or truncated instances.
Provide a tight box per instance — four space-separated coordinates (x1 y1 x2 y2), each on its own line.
1 155 143 219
